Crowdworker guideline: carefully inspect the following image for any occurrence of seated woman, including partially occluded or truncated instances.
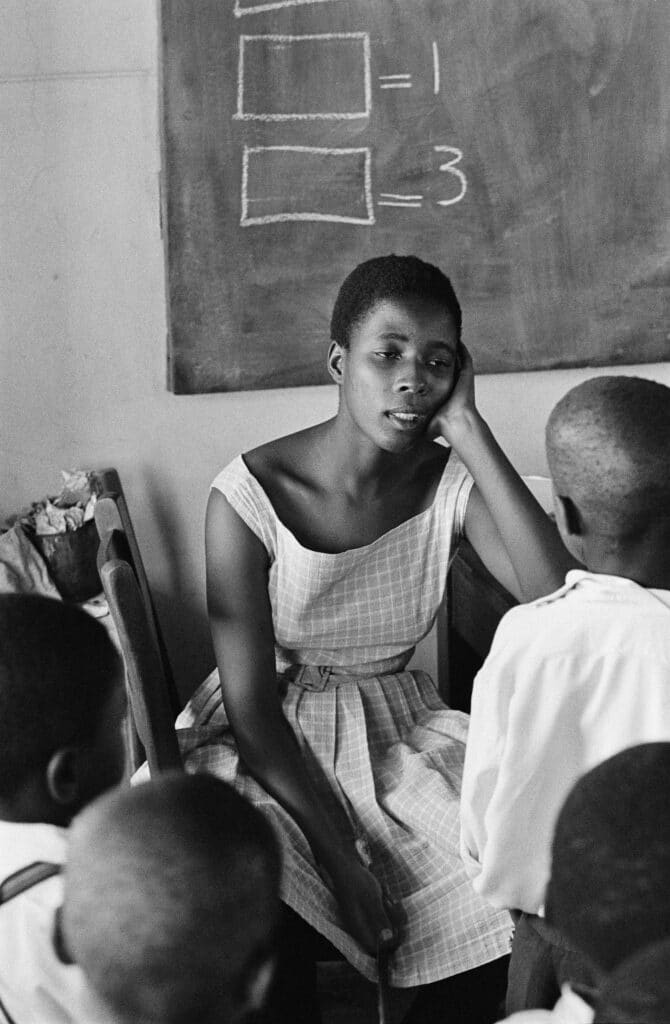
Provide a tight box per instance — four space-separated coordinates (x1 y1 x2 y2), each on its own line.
177 255 571 1024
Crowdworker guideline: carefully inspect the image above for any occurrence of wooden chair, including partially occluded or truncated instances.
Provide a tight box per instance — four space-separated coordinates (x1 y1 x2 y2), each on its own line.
93 469 182 775
100 555 183 775
93 470 181 713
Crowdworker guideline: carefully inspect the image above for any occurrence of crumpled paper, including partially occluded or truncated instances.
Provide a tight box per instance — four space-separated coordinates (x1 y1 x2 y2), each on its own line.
19 470 97 536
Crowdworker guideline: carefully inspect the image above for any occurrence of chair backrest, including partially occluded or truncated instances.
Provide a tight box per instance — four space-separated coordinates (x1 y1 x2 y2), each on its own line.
93 469 151 612
93 470 181 720
100 557 183 776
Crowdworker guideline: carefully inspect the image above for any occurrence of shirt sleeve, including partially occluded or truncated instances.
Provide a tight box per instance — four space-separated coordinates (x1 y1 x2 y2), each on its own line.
460 605 579 915
460 610 520 892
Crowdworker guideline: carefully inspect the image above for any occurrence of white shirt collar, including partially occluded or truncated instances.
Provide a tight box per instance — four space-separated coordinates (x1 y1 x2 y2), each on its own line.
0 820 68 877
534 569 670 609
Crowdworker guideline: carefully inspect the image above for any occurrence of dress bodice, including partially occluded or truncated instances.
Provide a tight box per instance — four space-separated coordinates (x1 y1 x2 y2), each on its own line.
211 453 473 670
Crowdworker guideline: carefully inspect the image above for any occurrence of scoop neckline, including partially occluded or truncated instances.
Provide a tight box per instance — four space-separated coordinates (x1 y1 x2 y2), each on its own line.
237 452 454 557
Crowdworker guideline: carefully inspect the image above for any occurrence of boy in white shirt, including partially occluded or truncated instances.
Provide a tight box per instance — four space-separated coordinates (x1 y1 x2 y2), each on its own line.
61 773 282 1024
0 593 126 1024
460 376 670 1013
497 743 670 1024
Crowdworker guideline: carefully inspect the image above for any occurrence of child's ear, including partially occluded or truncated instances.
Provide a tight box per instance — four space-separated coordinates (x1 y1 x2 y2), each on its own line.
327 340 345 385
45 748 80 808
53 905 74 964
553 493 583 539
553 492 585 564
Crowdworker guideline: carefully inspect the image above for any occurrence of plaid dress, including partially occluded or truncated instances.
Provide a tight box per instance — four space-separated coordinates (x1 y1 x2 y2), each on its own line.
176 454 512 987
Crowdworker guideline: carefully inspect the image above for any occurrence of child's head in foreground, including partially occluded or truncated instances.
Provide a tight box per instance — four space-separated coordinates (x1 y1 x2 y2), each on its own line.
593 937 670 1024
545 742 670 977
545 376 670 569
62 773 282 1024
0 593 126 824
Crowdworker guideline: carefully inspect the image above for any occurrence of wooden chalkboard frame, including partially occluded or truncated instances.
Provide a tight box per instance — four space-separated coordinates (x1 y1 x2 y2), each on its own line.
160 0 670 394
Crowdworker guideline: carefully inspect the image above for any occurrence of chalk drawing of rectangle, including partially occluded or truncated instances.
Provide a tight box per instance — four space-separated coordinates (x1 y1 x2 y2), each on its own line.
241 146 374 226
235 34 370 121
234 0 347 17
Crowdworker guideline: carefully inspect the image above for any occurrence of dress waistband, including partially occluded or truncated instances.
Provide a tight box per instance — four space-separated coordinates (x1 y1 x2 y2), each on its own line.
280 653 413 690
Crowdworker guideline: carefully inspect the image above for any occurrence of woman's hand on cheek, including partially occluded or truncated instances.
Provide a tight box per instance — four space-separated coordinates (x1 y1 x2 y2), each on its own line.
427 342 478 444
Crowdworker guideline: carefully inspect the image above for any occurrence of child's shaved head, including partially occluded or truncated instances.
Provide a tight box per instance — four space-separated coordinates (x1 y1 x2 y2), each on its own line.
593 937 670 1024
546 743 670 973
63 773 281 1024
0 593 123 802
546 375 670 538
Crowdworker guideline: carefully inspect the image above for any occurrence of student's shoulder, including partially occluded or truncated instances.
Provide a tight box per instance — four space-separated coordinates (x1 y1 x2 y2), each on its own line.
490 577 584 651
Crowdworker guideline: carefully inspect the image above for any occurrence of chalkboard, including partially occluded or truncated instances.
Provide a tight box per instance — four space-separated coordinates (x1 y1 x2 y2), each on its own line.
161 0 670 393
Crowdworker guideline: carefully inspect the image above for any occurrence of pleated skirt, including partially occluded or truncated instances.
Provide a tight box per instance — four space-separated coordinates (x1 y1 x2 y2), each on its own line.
175 662 512 987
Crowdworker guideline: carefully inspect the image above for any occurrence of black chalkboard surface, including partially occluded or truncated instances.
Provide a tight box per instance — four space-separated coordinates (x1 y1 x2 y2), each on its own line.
161 0 670 393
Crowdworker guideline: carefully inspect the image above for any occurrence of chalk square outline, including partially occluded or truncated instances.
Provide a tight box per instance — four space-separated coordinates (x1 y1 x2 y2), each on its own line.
234 33 371 121
240 145 375 226
234 0 347 17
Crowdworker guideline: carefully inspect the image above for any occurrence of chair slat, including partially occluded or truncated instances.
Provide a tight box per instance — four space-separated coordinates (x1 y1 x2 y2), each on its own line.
101 559 183 776
93 477 181 719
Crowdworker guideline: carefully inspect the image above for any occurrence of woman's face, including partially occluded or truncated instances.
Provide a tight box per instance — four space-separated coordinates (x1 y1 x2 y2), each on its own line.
330 295 460 452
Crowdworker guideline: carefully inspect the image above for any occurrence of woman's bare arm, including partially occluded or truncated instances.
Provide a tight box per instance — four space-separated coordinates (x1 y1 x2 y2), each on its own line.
459 432 571 602
205 488 396 952
431 346 575 602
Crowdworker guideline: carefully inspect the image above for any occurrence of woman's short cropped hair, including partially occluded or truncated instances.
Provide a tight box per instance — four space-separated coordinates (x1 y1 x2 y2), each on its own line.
330 254 462 347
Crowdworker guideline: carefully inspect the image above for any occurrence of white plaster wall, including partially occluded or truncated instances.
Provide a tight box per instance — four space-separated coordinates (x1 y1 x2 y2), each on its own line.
1 1 668 696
